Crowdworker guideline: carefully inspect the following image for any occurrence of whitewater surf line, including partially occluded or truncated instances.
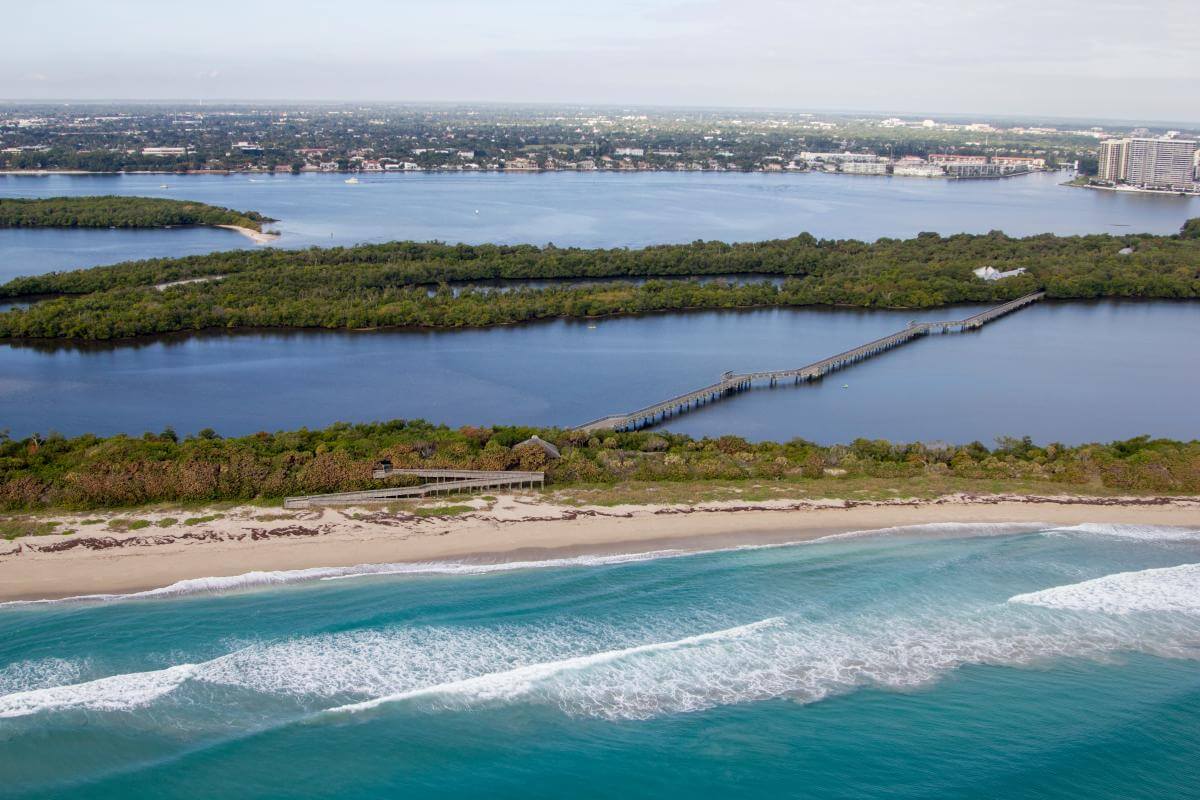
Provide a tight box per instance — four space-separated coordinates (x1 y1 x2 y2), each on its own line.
1009 563 1200 614
322 617 788 716
0 522 1058 607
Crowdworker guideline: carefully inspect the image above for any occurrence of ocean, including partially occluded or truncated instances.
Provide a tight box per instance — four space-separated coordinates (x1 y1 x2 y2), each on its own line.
2 522 1198 798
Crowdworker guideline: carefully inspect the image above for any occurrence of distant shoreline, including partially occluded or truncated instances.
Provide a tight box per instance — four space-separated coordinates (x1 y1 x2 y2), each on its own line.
0 167 1057 181
1062 180 1200 197
1 493 1196 602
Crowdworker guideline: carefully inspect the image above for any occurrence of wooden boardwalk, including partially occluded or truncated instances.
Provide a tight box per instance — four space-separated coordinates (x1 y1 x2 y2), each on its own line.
284 469 545 509
575 292 1045 433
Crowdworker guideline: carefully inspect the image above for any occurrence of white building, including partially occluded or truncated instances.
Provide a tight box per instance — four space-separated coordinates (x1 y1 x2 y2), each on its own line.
614 147 644 157
1097 137 1197 189
973 266 1027 281
800 151 884 164
141 146 189 157
893 163 945 178
841 161 888 175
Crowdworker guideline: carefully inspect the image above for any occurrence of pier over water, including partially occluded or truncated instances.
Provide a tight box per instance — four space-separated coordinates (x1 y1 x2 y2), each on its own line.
574 292 1045 433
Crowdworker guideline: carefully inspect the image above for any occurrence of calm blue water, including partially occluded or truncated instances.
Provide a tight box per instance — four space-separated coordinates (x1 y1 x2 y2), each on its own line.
2 522 1198 799
3 300 1198 443
2 171 1198 279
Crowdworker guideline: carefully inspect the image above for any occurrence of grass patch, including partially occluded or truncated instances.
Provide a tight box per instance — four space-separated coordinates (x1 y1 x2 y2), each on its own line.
106 518 152 532
547 476 1132 508
413 505 474 517
0 519 59 540
183 514 224 526
155 517 178 528
79 519 105 526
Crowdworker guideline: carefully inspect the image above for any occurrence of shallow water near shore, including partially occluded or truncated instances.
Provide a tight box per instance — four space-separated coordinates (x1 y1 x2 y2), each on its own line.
1 521 1198 798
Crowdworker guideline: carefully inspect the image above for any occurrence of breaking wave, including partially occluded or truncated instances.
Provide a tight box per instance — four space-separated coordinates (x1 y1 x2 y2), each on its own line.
1009 563 1200 614
1047 523 1200 542
0 521 1052 607
324 618 786 716
0 552 688 607
0 663 199 718
6 587 1198 722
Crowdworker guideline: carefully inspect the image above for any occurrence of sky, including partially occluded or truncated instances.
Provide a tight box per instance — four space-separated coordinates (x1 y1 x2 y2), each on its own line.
3 0 1196 122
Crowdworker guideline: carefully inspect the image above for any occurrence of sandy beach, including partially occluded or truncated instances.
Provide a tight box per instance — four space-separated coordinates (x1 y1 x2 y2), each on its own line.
215 224 279 244
1 493 1197 602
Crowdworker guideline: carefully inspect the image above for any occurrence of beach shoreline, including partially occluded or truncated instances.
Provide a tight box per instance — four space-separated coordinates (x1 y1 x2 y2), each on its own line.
215 223 279 244
1 492 1196 603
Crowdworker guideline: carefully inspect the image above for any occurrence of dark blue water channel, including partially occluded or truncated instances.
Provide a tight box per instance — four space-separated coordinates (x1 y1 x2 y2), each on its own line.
2 300 1196 443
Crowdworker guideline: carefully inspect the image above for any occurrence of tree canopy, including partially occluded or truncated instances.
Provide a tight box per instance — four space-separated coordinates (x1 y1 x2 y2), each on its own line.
0 219 1196 340
0 196 273 232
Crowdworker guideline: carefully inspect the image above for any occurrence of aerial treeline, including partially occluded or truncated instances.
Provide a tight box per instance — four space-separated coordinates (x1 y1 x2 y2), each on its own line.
0 196 273 232
0 147 205 173
1 421 1196 511
0 220 1197 340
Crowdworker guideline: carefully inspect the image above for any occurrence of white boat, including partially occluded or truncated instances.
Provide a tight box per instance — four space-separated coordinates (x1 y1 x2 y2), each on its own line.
159 184 169 188
344 177 360 184
842 384 849 389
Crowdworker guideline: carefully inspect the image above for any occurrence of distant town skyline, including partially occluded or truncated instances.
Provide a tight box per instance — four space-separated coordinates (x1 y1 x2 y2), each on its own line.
4 0 1197 123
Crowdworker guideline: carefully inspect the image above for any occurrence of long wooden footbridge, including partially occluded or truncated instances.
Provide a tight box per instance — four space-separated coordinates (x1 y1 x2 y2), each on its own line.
284 469 545 509
574 292 1045 434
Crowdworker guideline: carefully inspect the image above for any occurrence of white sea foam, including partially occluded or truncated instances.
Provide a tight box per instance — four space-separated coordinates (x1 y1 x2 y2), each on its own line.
1 521 1054 607
1009 563 1200 614
1047 523 1200 542
0 663 199 718
0 552 692 608
6 587 1199 723
0 658 84 696
318 549 690 583
323 617 786 715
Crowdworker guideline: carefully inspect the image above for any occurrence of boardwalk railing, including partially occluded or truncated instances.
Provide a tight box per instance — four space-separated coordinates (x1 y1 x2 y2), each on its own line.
574 292 1045 433
284 469 545 509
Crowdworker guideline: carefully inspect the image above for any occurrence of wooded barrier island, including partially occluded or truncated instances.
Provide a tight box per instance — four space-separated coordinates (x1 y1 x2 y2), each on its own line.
0 217 1196 340
2 421 1198 513
0 196 273 233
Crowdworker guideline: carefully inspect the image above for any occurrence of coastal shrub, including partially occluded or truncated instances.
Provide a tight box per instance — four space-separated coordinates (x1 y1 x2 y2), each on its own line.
183 514 223 526
0 420 1197 510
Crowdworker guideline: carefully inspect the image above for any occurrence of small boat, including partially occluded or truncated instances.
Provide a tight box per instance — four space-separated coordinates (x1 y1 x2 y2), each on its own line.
344 177 359 184
159 184 169 188
587 323 597 329
474 209 480 215
842 384 849 389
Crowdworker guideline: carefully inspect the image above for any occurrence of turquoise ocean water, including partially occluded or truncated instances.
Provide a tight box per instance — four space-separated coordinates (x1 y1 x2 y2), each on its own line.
2 522 1198 799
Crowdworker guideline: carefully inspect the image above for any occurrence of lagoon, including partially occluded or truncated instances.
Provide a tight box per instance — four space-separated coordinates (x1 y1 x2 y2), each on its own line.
3 300 1196 444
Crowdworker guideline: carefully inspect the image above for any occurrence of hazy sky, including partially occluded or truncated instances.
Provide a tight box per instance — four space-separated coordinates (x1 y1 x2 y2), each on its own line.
3 0 1195 121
